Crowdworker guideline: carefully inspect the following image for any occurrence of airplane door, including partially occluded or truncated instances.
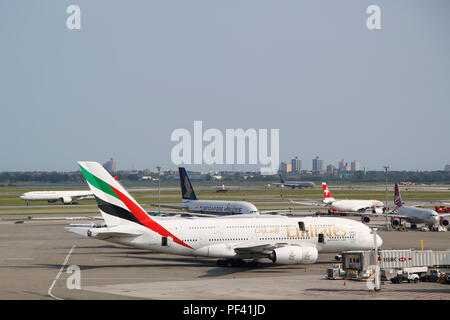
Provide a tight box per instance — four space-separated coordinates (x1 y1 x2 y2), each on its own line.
161 236 174 247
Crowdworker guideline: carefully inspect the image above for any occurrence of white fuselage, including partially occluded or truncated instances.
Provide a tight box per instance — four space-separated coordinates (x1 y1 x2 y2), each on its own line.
20 191 94 203
397 206 440 225
86 215 382 259
274 182 315 188
182 199 260 215
326 199 384 213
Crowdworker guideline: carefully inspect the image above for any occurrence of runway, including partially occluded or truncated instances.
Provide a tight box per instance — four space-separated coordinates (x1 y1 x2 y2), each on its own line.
0 216 449 300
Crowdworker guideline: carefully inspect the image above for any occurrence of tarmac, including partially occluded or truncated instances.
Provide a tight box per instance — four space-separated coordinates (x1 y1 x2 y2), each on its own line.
0 215 449 300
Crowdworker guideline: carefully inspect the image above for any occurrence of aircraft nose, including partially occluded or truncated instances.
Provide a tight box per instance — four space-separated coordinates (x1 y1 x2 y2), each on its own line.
377 235 383 247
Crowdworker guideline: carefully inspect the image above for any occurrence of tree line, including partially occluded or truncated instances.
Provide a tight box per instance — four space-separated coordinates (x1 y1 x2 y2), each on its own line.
1 170 450 185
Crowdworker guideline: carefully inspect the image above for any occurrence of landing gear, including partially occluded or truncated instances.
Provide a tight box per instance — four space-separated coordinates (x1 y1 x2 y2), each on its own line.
216 259 233 267
216 259 259 268
429 225 439 232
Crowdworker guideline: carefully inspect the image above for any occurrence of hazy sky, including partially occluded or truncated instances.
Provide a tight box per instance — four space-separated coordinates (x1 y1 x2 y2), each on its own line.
1 1 449 172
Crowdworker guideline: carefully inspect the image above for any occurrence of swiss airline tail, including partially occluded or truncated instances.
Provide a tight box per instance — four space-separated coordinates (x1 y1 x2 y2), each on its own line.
322 182 334 200
394 183 403 207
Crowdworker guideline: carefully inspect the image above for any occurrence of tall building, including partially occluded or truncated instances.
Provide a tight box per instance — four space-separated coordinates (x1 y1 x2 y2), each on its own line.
291 157 302 173
286 163 292 173
351 160 360 172
312 156 323 172
103 157 117 173
445 164 450 171
327 164 336 174
279 162 292 174
338 159 347 172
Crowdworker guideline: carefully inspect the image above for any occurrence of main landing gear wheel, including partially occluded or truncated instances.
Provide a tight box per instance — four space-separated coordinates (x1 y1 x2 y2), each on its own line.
216 259 233 267
216 259 253 268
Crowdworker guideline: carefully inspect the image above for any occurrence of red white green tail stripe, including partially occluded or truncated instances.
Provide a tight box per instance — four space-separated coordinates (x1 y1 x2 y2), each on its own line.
78 161 192 249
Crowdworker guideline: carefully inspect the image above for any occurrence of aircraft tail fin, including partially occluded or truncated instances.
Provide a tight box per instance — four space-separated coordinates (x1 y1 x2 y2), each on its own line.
322 182 335 201
179 167 198 200
78 161 154 227
77 161 193 249
394 183 403 207
279 174 285 184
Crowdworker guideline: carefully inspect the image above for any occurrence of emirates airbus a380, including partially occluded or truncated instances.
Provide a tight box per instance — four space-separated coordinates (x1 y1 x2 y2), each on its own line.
68 162 382 267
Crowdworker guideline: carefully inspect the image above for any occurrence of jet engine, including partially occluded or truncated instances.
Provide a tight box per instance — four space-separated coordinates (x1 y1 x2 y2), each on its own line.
391 217 401 228
361 216 371 224
440 217 449 227
270 246 318 265
61 196 73 204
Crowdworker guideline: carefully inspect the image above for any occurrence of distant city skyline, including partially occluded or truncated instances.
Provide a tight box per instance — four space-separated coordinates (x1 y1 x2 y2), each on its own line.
4 155 450 173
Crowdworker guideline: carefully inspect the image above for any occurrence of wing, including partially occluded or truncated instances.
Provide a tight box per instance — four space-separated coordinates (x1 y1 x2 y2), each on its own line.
259 209 293 214
71 194 95 201
438 213 450 217
232 242 287 255
342 212 410 219
146 210 184 216
288 199 326 207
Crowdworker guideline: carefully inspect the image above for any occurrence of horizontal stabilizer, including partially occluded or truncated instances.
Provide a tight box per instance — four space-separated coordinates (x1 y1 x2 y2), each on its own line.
67 225 142 239
289 199 326 207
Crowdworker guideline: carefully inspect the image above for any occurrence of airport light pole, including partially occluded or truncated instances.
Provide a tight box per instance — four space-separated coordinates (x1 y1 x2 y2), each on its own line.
383 165 390 230
372 227 381 291
157 165 161 213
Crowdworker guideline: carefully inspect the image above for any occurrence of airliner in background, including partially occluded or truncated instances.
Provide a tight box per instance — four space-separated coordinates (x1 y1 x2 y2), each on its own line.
155 167 261 215
270 175 315 189
156 167 290 216
216 184 231 193
389 183 450 230
289 182 384 223
20 190 94 205
69 161 383 267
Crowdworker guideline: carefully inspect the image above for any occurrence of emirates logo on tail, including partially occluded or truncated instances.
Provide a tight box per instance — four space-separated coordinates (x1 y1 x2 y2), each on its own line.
394 184 403 207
